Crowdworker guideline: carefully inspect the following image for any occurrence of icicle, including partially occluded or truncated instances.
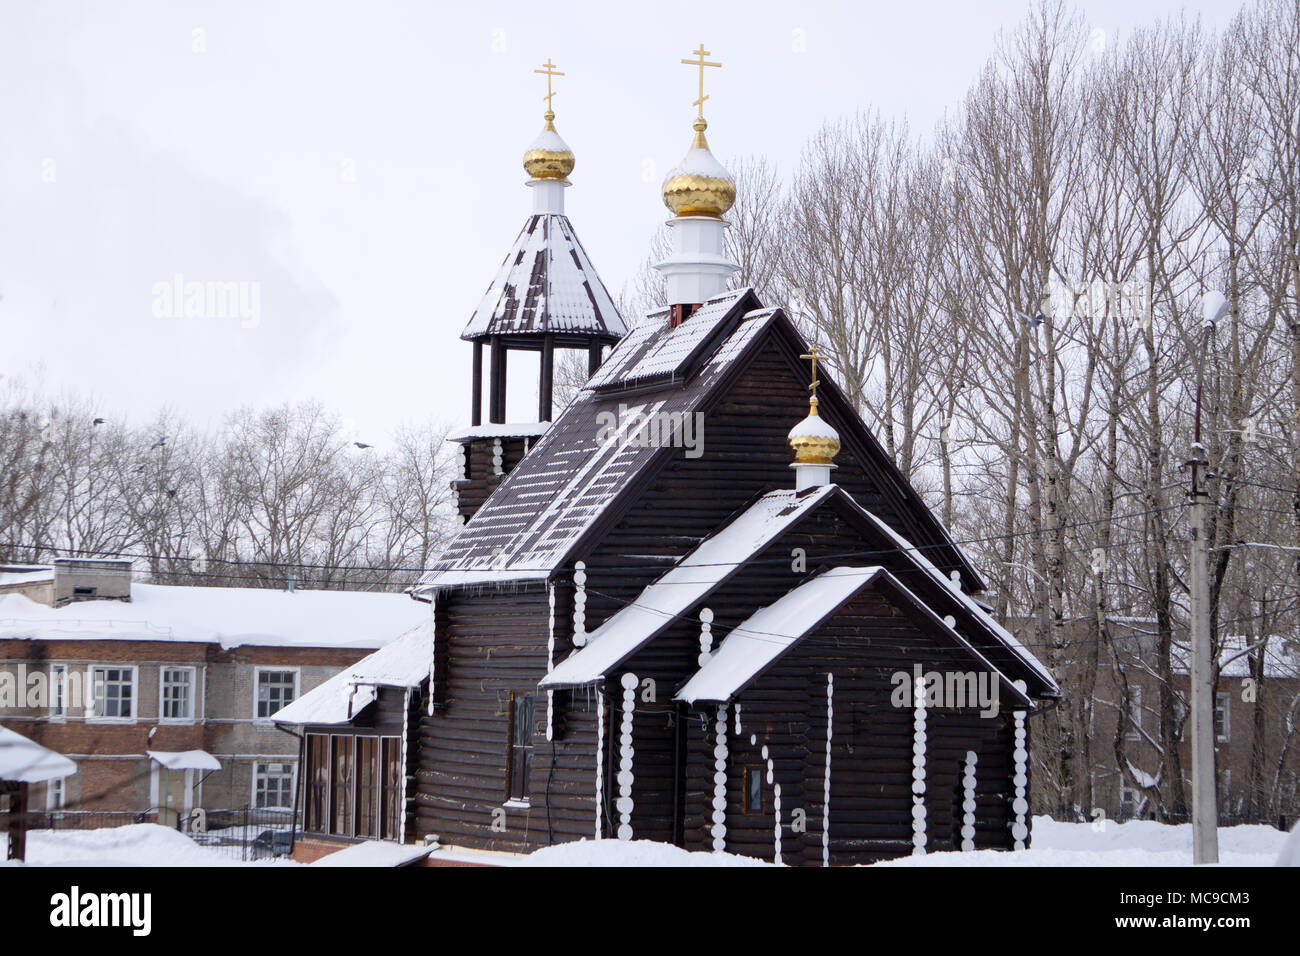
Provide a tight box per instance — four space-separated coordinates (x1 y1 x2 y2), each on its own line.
1012 696 1029 850
912 673 927 855
572 561 588 647
961 750 978 851
697 607 714 666
545 583 556 742
617 672 637 840
823 673 833 867
595 687 606 840
711 704 728 852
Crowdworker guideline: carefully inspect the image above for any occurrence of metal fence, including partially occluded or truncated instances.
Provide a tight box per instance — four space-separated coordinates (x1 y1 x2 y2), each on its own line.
30 806 297 862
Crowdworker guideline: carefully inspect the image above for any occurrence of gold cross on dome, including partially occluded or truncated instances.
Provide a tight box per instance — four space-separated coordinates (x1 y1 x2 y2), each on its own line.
800 343 829 404
680 44 721 117
535 58 564 111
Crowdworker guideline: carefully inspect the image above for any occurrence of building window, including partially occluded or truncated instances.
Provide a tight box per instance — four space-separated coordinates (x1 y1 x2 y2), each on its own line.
302 732 401 840
1215 692 1230 742
89 666 135 720
743 766 764 813
160 667 196 721
47 777 66 811
255 669 298 719
508 693 535 803
254 762 295 810
1125 685 1142 740
1120 782 1138 819
49 664 68 718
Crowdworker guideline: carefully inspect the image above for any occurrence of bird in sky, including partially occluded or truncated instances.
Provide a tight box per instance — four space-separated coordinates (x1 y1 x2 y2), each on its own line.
353 442 373 449
93 418 106 426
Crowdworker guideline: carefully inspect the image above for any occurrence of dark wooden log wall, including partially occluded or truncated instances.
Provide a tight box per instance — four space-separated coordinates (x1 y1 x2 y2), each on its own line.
678 588 1019 866
412 586 609 852
451 434 537 525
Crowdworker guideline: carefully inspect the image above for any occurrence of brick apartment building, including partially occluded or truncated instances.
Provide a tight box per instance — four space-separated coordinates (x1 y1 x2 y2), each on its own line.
1037 615 1300 826
0 560 427 823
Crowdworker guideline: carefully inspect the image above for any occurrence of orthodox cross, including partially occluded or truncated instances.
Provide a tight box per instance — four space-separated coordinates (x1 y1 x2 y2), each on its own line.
801 343 829 405
535 58 564 111
680 44 721 117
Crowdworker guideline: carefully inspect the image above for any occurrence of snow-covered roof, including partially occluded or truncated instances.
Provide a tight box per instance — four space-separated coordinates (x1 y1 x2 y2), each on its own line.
271 620 431 725
0 725 76 783
0 566 54 588
676 566 1035 707
420 290 772 591
460 213 626 341
677 567 887 703
0 583 426 651
147 750 220 771
541 485 840 688
312 840 433 867
448 422 551 443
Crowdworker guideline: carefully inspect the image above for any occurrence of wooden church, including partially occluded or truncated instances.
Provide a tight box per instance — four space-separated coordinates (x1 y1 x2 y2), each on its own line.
275 52 1059 865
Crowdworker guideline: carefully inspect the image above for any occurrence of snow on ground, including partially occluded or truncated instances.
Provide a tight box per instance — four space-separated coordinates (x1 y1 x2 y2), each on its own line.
520 839 770 867
871 816 1289 867
5 824 297 867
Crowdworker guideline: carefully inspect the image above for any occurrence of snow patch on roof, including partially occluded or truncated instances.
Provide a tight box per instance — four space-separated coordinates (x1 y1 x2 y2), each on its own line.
271 619 431 725
0 725 75 783
542 486 838 687
0 583 425 651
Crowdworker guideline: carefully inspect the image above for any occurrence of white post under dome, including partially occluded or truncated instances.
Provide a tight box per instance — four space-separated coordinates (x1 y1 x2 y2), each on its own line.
528 176 569 215
654 86 740 307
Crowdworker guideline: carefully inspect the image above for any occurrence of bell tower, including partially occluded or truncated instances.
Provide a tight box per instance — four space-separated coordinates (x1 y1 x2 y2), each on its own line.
452 60 626 524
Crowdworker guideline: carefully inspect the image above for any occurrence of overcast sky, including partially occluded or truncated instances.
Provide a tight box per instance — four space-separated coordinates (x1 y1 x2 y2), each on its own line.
1 0 1242 441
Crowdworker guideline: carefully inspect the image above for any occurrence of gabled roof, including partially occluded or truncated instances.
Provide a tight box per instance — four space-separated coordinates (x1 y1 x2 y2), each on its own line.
420 286 985 595
537 481 1057 697
675 566 1035 707
541 485 840 688
460 213 626 341
421 289 770 590
272 621 431 726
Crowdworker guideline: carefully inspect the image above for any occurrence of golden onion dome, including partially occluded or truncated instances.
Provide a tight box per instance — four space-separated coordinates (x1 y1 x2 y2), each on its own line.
788 399 841 466
661 117 735 218
523 111 575 182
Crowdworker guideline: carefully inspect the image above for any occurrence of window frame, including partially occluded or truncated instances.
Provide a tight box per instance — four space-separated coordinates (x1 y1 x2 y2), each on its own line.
1125 684 1142 740
506 692 535 805
253 666 299 721
302 730 402 841
252 760 297 810
49 663 68 719
1214 691 1230 743
742 765 765 814
159 665 197 723
87 665 138 723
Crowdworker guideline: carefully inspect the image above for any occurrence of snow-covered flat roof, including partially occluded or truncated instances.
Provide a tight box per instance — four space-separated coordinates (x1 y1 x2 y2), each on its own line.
0 725 76 783
0 582 426 651
542 486 839 688
448 422 552 442
0 567 55 588
272 620 431 725
147 750 221 771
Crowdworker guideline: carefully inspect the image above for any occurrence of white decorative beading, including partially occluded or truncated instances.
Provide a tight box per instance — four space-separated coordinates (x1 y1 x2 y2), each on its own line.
617 672 637 840
912 674 928 854
491 438 504 476
545 583 556 741
711 704 728 852
823 673 834 867
572 561 588 648
961 750 978 851
1012 706 1029 849
697 607 714 667
595 687 605 839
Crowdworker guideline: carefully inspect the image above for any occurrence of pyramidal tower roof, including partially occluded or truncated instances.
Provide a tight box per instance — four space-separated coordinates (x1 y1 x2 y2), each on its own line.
460 212 626 341
460 61 625 343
